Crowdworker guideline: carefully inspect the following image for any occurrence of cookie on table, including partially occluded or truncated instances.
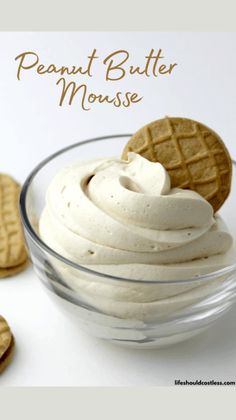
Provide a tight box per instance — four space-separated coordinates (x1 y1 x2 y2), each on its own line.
0 315 15 374
0 260 29 278
122 117 232 212
0 173 28 277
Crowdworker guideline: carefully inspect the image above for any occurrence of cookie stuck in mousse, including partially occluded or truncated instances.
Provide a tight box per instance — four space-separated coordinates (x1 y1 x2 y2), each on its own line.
122 117 232 212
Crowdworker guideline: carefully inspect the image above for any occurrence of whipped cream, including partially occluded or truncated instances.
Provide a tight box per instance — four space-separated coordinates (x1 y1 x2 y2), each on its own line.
39 153 235 320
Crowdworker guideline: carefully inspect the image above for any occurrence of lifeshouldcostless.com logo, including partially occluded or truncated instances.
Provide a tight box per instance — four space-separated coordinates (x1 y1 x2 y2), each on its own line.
174 379 235 386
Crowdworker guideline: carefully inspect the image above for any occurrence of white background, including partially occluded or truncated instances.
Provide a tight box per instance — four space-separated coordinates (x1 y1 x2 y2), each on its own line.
0 32 236 386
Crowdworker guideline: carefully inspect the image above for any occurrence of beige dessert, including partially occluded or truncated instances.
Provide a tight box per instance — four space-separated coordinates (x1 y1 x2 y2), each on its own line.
39 148 235 320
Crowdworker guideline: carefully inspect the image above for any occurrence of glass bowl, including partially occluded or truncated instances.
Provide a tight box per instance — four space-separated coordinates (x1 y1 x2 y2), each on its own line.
19 135 236 349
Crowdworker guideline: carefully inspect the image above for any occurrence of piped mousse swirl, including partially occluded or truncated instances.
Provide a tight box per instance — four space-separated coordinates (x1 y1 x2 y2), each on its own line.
39 153 234 281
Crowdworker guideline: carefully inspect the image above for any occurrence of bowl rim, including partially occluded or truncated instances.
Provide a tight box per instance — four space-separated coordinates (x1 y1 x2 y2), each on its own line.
19 134 236 285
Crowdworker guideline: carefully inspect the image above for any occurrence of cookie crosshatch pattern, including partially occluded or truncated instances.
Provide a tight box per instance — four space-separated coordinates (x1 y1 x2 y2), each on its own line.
122 117 232 212
0 174 28 277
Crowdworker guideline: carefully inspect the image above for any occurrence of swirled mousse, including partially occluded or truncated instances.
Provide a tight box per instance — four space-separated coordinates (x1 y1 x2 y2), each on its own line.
39 153 235 319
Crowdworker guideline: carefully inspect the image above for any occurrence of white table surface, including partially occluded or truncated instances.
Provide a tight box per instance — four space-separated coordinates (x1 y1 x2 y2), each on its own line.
0 32 236 386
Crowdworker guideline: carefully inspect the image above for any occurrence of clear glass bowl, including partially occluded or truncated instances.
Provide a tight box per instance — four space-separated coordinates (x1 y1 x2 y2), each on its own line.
19 135 236 349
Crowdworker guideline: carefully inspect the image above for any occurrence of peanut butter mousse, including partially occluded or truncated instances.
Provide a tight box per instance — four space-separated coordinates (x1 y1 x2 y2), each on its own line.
39 153 235 320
